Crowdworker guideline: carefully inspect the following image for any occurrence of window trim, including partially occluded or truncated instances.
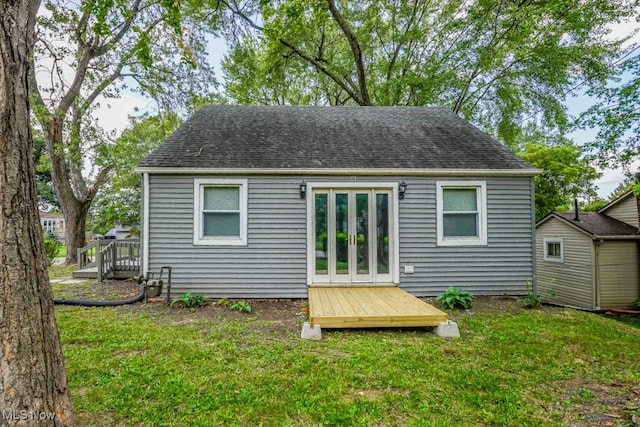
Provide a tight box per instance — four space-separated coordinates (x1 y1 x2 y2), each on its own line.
543 237 564 263
193 178 248 246
436 181 487 246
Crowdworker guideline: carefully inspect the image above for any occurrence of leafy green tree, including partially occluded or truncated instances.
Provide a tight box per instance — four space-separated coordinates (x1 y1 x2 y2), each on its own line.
30 0 216 263
608 175 636 200
90 114 181 234
518 142 601 220
33 128 60 211
216 0 635 148
579 53 640 168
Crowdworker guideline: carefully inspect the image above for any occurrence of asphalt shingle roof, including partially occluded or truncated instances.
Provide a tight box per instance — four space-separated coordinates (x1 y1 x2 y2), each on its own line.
553 212 639 236
139 105 535 171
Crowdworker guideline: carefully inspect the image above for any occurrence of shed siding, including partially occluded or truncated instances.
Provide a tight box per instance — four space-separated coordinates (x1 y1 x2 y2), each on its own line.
597 241 640 309
603 194 639 228
147 174 534 298
536 218 595 309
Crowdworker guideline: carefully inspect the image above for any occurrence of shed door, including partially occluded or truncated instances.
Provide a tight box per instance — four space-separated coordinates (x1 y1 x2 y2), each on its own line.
312 188 392 284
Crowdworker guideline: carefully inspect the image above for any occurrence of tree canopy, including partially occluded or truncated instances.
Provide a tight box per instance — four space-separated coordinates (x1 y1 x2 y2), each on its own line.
216 0 637 147
518 142 601 220
31 0 216 262
91 113 181 234
579 51 640 168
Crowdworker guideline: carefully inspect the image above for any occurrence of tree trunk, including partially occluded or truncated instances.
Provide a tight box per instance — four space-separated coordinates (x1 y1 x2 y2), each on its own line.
43 120 88 265
0 0 76 425
62 199 89 264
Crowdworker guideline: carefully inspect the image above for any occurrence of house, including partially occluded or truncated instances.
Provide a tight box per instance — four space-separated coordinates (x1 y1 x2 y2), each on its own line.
39 211 65 240
104 222 137 240
536 191 640 310
137 105 539 299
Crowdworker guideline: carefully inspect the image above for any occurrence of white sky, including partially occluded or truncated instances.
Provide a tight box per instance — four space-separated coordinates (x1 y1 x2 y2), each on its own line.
94 16 640 199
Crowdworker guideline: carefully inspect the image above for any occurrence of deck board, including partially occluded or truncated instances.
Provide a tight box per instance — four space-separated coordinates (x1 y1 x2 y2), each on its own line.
309 286 448 328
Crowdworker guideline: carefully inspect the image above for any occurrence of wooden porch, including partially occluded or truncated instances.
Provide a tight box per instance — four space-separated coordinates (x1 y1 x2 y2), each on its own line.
308 286 448 328
72 239 140 281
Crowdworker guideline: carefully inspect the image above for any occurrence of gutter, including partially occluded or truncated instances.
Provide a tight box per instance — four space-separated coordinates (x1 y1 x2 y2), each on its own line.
134 167 542 177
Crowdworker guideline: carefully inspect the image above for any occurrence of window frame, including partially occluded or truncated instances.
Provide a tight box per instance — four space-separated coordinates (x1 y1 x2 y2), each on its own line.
543 237 564 263
436 181 487 246
193 178 248 246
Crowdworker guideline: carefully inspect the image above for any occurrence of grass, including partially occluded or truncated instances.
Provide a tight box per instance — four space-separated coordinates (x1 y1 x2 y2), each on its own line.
53 302 640 426
48 263 77 279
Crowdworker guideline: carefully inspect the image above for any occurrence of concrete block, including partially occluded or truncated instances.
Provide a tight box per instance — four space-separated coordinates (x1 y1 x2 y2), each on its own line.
434 320 460 338
301 322 322 340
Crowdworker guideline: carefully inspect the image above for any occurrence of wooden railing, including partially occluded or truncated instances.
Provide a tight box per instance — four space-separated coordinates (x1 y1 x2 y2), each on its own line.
97 239 140 281
77 239 140 281
77 239 112 270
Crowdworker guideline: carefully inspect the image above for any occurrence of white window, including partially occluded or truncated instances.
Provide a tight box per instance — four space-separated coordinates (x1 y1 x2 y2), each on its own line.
437 181 487 246
543 238 563 263
193 179 248 246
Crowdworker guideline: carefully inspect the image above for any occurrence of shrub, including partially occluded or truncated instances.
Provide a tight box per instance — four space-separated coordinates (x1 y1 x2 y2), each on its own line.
217 298 252 313
43 232 61 266
436 286 473 309
170 291 206 308
520 280 555 309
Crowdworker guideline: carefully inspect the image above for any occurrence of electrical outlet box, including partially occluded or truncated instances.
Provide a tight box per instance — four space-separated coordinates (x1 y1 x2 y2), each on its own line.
404 265 414 274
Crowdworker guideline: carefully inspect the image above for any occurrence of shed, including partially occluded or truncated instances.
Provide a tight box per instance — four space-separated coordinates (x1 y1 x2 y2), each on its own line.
536 191 640 310
138 105 539 299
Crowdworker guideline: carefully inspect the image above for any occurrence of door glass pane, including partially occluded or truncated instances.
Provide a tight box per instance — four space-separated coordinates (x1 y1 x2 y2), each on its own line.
335 193 349 274
315 193 328 275
376 193 390 274
356 193 369 275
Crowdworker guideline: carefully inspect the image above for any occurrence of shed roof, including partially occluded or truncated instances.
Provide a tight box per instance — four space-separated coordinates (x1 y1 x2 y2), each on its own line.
139 105 536 172
540 212 639 237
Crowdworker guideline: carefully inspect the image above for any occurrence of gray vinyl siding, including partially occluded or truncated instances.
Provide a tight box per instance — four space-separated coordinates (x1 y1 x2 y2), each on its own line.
536 219 595 309
398 177 534 296
147 175 308 298
598 241 640 309
146 174 535 298
603 194 639 228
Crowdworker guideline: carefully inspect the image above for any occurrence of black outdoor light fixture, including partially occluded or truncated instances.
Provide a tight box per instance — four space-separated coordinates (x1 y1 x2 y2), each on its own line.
300 180 307 199
399 180 408 199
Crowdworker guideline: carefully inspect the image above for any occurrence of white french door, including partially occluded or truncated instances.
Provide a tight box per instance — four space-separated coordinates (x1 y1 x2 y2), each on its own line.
311 187 394 284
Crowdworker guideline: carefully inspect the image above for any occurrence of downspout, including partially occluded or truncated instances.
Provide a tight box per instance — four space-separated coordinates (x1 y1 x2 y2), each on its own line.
142 172 150 276
593 238 603 310
531 177 537 293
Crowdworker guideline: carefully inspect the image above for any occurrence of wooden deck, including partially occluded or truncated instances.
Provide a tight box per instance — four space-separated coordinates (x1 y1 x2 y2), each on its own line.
308 286 448 328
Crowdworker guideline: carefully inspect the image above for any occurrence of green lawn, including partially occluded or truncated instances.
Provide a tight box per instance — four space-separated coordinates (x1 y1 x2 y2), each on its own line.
53 299 640 426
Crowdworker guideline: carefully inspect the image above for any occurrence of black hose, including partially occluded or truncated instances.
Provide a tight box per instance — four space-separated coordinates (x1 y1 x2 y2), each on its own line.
53 283 146 307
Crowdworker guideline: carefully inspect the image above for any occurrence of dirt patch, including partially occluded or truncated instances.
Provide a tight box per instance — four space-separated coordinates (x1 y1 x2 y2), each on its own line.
550 381 640 426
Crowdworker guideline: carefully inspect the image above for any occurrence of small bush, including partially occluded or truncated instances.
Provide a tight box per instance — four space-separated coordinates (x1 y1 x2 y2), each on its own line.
436 286 473 309
170 291 206 308
43 232 61 266
521 293 542 309
520 280 555 309
229 300 252 313
217 298 252 313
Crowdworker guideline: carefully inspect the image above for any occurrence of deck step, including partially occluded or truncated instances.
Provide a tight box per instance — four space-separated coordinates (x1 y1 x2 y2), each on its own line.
308 286 448 328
